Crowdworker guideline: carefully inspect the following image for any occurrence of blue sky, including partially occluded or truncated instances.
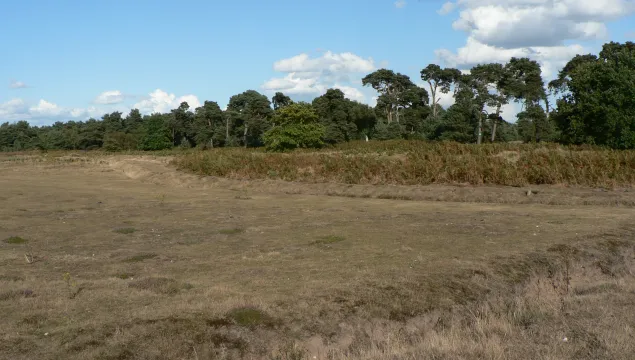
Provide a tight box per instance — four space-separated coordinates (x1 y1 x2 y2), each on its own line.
1 0 634 125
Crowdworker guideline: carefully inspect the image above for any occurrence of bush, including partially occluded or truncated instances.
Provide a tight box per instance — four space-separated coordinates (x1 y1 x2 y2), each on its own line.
103 132 138 151
263 103 325 152
263 123 326 152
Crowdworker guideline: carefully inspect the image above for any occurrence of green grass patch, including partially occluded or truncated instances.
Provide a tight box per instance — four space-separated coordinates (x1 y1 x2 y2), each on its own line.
113 227 136 234
122 253 157 263
4 236 27 244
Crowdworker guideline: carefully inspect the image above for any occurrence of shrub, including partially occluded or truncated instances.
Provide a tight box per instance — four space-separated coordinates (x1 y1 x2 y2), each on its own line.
263 103 325 152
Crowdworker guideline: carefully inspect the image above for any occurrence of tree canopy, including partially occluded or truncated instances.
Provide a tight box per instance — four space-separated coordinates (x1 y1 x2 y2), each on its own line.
2 41 635 152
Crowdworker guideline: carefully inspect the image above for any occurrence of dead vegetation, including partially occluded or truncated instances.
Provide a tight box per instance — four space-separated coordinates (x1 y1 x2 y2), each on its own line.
174 141 635 188
1 152 635 359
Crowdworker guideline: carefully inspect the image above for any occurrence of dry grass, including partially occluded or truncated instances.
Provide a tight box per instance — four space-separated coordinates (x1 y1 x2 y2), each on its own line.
174 141 635 188
1 152 635 359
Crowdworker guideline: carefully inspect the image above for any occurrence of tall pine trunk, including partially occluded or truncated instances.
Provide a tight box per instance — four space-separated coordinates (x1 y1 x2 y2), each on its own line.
491 104 501 142
477 111 483 144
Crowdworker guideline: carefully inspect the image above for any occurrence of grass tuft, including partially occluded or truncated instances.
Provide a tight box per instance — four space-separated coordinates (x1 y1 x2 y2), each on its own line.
4 236 27 244
122 253 157 263
311 235 345 245
115 272 134 279
219 228 244 235
128 277 188 295
226 307 277 328
0 275 24 282
113 227 136 234
0 289 35 301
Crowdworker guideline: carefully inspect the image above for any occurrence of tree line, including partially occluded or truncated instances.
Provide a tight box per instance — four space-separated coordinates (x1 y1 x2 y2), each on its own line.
1 41 633 152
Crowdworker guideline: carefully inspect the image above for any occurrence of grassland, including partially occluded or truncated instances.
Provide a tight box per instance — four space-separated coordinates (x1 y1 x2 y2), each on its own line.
1 147 635 359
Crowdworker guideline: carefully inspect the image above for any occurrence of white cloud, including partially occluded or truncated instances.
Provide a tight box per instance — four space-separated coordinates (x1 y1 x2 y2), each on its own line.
437 36 586 79
29 100 64 117
395 0 407 9
333 84 366 103
0 99 29 121
9 80 29 89
132 89 201 114
438 2 457 15
1 88 202 125
94 90 125 105
436 0 634 82
262 51 376 103
0 98 95 125
273 51 375 74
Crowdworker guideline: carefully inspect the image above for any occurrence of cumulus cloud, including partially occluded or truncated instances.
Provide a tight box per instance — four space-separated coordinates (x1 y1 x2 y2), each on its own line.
261 51 376 103
0 99 29 121
1 88 202 125
9 80 29 89
94 90 125 105
132 89 201 114
0 98 107 125
449 3 612 48
438 2 457 15
395 0 407 9
273 51 375 74
434 0 633 80
333 85 366 103
29 100 64 118
436 36 585 78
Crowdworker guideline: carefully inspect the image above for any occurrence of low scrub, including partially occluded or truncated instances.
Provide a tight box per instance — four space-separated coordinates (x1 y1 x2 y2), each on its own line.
173 141 635 188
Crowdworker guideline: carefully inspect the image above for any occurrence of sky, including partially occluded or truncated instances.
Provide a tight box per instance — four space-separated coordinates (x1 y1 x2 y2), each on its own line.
1 0 634 126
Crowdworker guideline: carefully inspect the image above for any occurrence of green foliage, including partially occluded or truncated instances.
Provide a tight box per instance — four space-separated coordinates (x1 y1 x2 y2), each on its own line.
1 41 633 152
421 64 461 119
103 132 137 151
551 42 635 149
272 92 292 110
140 114 172 151
263 103 325 151
312 89 357 144
373 120 403 140
193 101 225 148
226 90 273 147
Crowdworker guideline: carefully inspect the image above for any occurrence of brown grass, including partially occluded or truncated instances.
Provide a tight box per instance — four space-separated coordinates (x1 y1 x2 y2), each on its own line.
174 141 635 188
1 152 635 359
